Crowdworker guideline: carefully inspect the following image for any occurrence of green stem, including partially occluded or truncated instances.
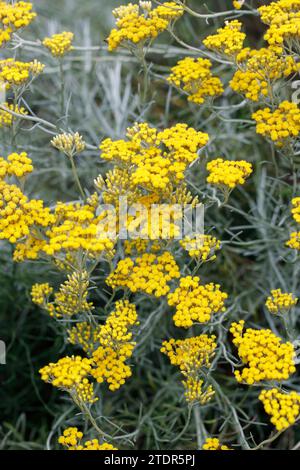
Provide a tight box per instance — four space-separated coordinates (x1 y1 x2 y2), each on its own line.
69 154 85 199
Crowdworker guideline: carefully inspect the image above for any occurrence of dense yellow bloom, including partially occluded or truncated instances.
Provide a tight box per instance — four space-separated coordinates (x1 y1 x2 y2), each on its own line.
180 234 221 261
58 427 117 450
51 132 85 156
0 102 27 127
202 437 232 450
100 122 209 192
291 197 300 223
252 101 300 147
0 152 33 178
91 300 139 391
203 20 245 58
266 289 298 314
107 1 183 51
230 320 296 384
43 31 74 56
259 388 300 431
230 47 299 102
43 201 115 257
161 335 216 403
286 231 300 250
259 1 300 50
168 275 227 328
40 355 97 404
0 1 36 46
31 283 53 307
107 252 180 297
0 58 44 89
168 57 223 104
206 158 253 189
7 152 33 178
0 180 53 243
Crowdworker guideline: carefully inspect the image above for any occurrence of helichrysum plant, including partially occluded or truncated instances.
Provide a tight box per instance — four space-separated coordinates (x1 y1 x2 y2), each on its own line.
2 0 300 452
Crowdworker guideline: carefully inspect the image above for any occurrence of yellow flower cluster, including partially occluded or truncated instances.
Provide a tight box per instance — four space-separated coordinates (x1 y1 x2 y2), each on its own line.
230 320 296 384
0 180 53 243
230 47 299 102
31 283 53 307
0 102 27 127
0 1 36 46
259 388 300 431
7 152 33 177
32 271 93 318
167 276 227 328
286 231 300 250
180 234 221 262
58 427 117 450
107 1 183 51
95 167 141 206
0 58 44 89
266 289 298 314
43 201 115 257
161 335 216 403
97 300 139 347
68 322 101 355
291 197 300 222
252 101 300 147
0 151 33 178
202 437 232 450
203 20 245 58
51 132 86 156
206 158 253 189
91 300 139 391
107 252 180 297
40 355 97 404
167 57 223 105
100 122 209 192
259 0 300 50
43 31 74 57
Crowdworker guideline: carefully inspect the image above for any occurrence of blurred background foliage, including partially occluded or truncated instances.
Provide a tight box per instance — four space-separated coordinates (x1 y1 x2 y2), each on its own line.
1 0 300 450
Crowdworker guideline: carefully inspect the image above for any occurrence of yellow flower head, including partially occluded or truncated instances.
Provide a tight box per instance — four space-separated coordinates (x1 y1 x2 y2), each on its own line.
286 231 300 250
0 1 36 46
39 355 97 404
252 101 300 147
266 289 298 314
0 58 44 89
58 427 117 450
106 252 180 297
259 388 300 432
230 47 299 102
168 57 223 105
291 197 300 223
91 300 139 391
161 335 216 403
107 1 183 51
203 20 245 58
43 31 74 57
51 132 86 156
180 234 221 262
206 158 253 189
230 320 296 384
167 275 227 328
202 437 232 450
